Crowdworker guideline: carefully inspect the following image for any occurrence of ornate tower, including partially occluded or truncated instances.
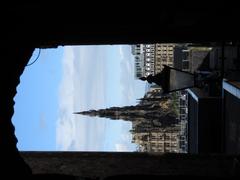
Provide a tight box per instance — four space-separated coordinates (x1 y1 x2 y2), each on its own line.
74 97 178 127
75 97 180 153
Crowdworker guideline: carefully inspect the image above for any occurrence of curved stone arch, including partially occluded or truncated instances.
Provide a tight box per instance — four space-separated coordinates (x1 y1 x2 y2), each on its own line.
0 47 34 176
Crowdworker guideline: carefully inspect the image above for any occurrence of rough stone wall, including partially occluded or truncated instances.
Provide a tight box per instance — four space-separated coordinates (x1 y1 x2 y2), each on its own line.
21 152 240 178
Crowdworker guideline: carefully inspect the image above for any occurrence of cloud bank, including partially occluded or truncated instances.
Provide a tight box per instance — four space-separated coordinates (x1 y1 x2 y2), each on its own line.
56 45 143 151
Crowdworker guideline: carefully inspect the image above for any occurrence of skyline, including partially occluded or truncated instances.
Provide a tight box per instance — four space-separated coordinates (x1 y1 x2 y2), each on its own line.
12 45 146 151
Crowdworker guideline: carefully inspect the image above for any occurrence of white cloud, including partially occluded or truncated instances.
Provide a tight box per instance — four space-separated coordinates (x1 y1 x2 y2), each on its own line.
115 143 129 152
56 45 144 151
56 46 108 151
119 45 125 59
119 46 136 105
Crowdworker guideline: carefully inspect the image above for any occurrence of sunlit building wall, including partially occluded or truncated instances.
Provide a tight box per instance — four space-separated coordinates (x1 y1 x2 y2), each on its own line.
154 44 175 74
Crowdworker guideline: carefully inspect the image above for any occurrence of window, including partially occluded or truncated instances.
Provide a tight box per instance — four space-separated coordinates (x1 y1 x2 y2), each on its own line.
165 143 170 147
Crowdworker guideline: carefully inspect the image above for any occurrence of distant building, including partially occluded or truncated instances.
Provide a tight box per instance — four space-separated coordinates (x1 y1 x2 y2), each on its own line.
131 123 180 153
188 47 212 73
131 44 144 56
142 43 175 76
173 44 189 71
143 44 155 76
155 44 175 74
173 45 212 73
131 44 144 78
132 131 180 153
131 44 175 78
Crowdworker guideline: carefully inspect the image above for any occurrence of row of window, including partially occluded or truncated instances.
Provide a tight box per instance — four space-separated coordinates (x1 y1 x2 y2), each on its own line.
146 49 155 52
150 134 178 139
156 54 174 57
150 142 178 147
146 53 155 56
151 136 178 140
156 45 174 48
146 58 154 62
157 51 173 54
157 47 174 50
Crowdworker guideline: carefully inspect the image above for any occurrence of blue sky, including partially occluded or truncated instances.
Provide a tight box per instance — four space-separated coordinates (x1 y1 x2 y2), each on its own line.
12 45 146 151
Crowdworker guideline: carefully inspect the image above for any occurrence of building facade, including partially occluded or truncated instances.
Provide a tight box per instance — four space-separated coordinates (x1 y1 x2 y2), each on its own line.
131 125 180 153
143 44 155 76
131 43 175 78
131 44 145 78
154 44 175 74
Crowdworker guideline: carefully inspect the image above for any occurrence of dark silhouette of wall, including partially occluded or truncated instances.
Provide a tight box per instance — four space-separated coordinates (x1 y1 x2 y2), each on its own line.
1 2 240 46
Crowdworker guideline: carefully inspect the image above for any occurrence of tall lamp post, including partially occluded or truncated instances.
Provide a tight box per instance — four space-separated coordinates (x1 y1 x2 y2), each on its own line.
139 65 220 94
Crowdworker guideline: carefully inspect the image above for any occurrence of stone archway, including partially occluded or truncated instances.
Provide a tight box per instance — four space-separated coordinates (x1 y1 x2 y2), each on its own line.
1 3 240 178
